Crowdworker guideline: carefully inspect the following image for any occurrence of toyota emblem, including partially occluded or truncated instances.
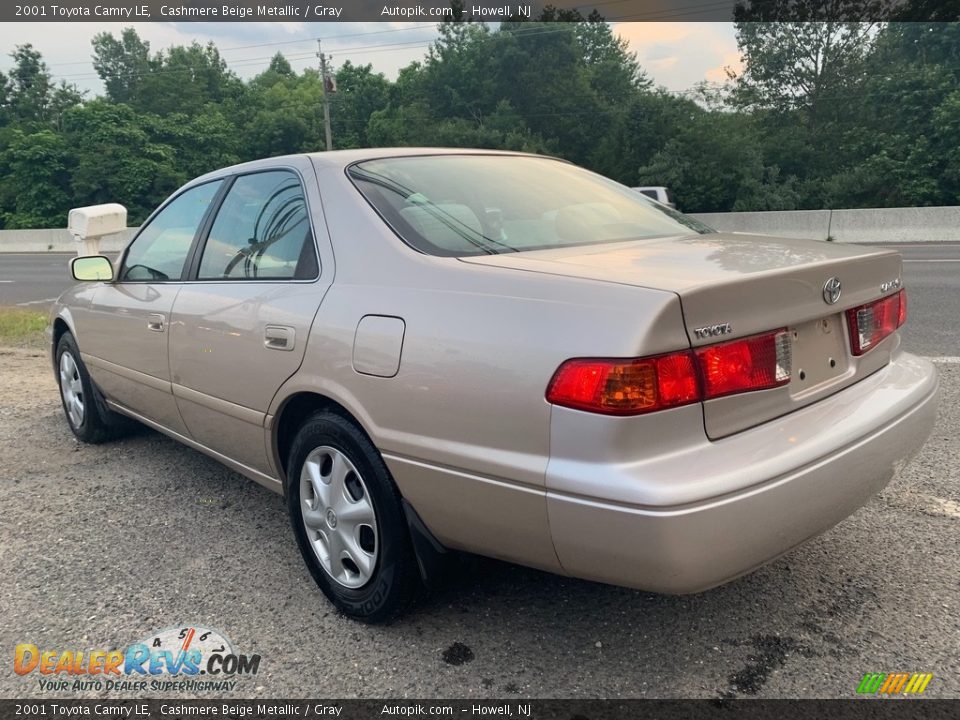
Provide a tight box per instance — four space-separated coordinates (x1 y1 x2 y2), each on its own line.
823 277 842 305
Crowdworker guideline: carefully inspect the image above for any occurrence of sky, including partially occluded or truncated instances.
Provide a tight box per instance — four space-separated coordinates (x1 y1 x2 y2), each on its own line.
0 21 741 96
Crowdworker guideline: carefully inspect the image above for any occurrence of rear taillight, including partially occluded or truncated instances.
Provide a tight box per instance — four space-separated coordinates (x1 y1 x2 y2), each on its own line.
695 329 792 399
545 351 699 416
546 329 791 416
846 289 906 356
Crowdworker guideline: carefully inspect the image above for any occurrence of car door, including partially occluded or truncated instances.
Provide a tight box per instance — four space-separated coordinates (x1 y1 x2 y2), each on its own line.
169 165 330 475
77 180 224 435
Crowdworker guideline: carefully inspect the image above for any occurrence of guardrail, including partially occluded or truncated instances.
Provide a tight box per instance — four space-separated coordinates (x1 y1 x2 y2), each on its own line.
0 205 958 252
0 228 136 253
689 206 960 243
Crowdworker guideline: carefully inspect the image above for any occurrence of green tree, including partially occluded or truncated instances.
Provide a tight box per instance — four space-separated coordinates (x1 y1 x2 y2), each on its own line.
7 45 54 124
92 28 152 104
638 105 799 212
243 63 324 157
93 30 243 117
729 18 876 123
330 61 390 149
0 128 72 228
63 100 182 222
822 21 960 207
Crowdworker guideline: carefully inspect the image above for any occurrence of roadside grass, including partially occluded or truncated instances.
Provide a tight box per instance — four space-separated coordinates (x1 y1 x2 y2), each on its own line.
0 307 47 349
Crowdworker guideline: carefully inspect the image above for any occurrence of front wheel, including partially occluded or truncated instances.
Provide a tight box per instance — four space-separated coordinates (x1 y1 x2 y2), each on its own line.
56 332 129 444
287 411 421 622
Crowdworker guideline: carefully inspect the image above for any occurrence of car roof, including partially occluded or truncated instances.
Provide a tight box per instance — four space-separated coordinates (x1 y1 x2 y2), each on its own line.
187 147 556 186
308 147 548 167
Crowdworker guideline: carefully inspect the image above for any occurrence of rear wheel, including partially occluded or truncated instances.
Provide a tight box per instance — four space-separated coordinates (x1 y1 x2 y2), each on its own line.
56 332 130 444
287 411 421 622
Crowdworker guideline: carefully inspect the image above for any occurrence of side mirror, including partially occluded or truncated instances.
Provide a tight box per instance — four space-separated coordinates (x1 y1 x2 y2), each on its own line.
71 255 114 282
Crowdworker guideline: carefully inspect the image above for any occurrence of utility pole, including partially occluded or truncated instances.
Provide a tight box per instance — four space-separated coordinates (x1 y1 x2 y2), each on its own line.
317 39 333 152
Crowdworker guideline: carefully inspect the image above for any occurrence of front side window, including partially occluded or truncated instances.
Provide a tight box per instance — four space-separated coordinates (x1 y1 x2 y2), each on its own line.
347 155 713 257
197 170 317 281
121 180 222 281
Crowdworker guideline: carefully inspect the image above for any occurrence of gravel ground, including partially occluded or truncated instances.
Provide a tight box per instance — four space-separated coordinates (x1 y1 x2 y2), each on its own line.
0 346 957 699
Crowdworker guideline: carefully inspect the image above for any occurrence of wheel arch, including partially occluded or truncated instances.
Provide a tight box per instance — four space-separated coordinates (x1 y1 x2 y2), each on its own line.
271 389 375 490
272 387 451 588
51 311 77 367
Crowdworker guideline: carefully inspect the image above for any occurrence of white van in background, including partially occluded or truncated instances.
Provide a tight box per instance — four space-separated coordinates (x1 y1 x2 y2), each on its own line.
633 186 677 210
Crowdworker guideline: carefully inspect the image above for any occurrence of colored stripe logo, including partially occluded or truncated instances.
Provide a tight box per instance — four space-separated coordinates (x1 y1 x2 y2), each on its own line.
857 673 933 695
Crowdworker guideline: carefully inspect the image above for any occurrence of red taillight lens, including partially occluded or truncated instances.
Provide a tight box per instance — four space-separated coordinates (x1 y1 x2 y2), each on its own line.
545 351 699 416
695 329 792 399
846 289 905 356
546 329 792 415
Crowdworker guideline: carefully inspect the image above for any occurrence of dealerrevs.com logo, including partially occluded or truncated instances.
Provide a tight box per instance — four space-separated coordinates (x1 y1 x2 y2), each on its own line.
14 626 260 693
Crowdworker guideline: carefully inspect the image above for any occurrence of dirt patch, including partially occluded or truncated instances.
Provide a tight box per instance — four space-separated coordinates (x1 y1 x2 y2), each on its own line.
725 635 805 696
0 346 55 406
880 489 960 519
441 642 475 666
0 345 81 478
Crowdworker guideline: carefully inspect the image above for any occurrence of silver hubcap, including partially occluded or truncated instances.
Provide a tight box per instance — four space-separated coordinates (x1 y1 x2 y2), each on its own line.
59 351 85 428
300 446 378 589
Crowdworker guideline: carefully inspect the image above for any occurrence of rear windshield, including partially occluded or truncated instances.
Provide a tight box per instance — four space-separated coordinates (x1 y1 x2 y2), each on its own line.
347 155 713 257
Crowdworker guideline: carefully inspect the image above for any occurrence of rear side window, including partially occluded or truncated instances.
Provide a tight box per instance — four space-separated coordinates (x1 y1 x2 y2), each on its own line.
198 170 318 281
348 156 712 257
121 180 222 281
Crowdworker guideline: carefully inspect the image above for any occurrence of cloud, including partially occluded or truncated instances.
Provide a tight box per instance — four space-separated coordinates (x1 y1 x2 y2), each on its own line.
613 22 740 91
706 51 744 83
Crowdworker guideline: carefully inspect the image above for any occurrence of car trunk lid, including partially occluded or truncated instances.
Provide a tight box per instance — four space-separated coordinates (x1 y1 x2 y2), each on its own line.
460 232 904 438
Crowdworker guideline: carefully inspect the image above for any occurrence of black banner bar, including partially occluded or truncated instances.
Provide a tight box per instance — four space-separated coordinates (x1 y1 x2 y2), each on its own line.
1 700 959 720
3 1 955 23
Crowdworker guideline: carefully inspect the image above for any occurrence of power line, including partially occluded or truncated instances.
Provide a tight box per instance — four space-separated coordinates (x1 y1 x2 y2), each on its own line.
42 23 443 68
41 24 602 82
27 0 740 73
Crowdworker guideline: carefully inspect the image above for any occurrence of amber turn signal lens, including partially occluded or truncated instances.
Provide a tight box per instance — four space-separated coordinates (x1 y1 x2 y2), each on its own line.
546 351 699 416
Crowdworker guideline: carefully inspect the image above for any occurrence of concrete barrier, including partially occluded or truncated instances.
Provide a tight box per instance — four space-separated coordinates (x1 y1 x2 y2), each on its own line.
829 206 960 243
690 206 960 243
0 228 136 253
691 210 831 241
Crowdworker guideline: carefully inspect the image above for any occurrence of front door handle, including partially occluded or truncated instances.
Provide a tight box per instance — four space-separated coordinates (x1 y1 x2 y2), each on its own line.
147 313 165 332
264 325 295 351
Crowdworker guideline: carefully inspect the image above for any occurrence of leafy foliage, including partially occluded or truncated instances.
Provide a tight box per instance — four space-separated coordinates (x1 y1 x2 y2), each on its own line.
0 19 958 228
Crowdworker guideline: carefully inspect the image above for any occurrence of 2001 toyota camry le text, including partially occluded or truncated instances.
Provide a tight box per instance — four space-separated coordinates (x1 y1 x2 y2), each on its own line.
48 149 940 621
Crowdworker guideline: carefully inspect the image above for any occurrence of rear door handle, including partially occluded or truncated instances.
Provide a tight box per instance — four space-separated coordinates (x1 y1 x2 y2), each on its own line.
264 325 295 351
147 313 165 332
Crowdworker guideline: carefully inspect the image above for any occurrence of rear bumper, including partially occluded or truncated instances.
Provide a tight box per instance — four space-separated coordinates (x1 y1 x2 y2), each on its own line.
546 350 939 593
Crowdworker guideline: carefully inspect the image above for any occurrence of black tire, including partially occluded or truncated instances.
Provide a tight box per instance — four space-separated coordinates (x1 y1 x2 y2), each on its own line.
287 411 421 622
55 332 130 444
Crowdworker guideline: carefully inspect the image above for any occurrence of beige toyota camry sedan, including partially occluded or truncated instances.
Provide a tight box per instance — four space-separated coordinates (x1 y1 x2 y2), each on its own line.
49 149 939 621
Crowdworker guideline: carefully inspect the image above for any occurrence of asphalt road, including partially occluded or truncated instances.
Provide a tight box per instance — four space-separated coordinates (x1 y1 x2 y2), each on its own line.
1 242 957 356
1 242 957 701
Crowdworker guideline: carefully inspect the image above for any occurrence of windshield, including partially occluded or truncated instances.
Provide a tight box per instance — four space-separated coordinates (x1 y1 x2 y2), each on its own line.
347 155 714 257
